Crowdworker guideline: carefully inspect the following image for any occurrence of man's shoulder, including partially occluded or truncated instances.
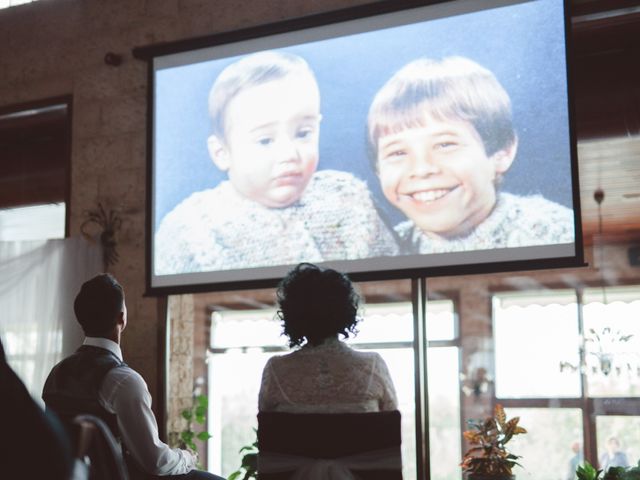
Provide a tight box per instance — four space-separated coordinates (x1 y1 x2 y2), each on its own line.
102 364 146 392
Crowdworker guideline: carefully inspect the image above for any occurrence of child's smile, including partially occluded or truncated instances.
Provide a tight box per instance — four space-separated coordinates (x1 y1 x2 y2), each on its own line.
400 186 458 204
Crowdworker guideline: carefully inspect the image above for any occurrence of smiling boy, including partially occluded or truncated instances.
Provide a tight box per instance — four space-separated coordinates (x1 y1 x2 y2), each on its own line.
155 51 397 274
368 56 574 254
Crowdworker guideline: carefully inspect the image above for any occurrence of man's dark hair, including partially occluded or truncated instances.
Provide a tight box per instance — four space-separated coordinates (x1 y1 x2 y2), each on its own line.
74 274 124 337
277 263 360 347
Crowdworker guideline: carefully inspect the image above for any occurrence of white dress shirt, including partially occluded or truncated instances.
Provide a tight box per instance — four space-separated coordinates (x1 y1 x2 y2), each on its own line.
83 337 196 476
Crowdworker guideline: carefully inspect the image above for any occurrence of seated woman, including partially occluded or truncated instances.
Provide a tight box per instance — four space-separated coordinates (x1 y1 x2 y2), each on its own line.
258 263 398 413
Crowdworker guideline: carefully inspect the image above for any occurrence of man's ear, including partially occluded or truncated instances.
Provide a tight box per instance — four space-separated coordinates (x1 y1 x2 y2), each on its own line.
207 135 230 171
116 311 126 332
491 136 518 175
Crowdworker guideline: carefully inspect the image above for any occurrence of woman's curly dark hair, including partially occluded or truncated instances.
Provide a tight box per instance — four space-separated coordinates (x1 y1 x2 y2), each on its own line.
277 263 360 347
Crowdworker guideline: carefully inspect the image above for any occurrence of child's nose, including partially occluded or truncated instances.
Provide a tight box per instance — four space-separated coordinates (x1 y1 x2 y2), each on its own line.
277 140 301 164
411 152 440 177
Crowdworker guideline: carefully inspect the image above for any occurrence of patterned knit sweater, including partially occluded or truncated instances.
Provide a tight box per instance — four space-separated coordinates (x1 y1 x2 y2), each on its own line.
395 192 574 254
155 170 399 275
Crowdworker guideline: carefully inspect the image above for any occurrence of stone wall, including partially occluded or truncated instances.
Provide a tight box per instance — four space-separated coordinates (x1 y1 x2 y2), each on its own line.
0 0 371 407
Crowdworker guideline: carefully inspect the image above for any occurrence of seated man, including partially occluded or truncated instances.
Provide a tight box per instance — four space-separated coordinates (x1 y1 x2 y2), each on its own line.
42 273 224 480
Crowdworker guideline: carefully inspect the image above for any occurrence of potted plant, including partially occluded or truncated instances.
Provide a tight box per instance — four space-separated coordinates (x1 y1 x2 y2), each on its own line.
577 461 640 480
170 394 212 469
461 404 527 480
228 434 258 480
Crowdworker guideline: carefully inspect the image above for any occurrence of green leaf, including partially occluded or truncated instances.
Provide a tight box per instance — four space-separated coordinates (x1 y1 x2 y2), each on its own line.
181 410 193 421
196 431 212 442
195 405 207 418
577 462 600 480
181 431 194 443
195 414 206 425
196 394 208 408
227 472 241 480
242 452 258 470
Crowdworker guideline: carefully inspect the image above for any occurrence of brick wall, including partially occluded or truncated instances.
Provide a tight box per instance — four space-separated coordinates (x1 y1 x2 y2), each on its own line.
0 0 371 407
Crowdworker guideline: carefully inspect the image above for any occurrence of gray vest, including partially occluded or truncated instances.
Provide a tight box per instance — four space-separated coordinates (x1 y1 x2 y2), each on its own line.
42 344 125 438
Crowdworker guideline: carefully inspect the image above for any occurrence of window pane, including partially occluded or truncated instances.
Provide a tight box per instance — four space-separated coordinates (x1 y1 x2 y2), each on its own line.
494 290 581 398
350 302 413 344
428 346 461 480
595 416 640 472
376 348 416 480
0 203 65 241
208 349 274 477
507 407 583 480
208 298 416 478
210 309 285 349
426 299 457 342
583 286 640 397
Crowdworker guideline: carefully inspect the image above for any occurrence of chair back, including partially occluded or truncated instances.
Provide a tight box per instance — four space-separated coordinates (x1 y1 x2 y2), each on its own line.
257 410 402 480
72 414 129 480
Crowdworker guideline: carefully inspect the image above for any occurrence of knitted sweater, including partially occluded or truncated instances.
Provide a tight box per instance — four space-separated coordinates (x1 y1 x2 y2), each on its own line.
395 192 574 254
155 170 398 275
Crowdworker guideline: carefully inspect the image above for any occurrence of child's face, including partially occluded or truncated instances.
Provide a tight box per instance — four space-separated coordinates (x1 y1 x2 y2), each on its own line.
210 72 321 208
377 112 515 237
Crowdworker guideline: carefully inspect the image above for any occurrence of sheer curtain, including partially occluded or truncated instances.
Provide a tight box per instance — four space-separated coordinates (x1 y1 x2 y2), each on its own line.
0 236 102 400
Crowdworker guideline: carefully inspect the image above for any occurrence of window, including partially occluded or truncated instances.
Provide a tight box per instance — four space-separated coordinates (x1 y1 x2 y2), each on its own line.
493 286 640 477
0 0 41 9
0 203 65 241
426 299 461 480
207 299 419 479
0 99 70 239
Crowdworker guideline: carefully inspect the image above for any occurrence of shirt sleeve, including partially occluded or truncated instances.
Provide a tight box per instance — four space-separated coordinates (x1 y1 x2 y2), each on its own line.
373 354 399 411
99 367 197 476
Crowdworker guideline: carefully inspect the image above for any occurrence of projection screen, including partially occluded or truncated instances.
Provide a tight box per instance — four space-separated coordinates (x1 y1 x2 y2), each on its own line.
143 0 581 293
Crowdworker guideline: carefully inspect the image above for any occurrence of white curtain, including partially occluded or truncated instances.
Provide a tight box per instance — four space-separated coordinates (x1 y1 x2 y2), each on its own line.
0 236 102 400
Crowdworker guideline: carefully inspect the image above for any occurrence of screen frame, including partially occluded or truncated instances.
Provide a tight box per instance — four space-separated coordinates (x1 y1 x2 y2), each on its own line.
133 0 584 296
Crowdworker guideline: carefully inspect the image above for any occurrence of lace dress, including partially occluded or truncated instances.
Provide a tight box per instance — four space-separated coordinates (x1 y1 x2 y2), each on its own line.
258 338 398 413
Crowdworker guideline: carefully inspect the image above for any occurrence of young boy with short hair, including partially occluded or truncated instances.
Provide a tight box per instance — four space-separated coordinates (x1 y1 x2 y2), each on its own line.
155 51 397 275
367 56 574 254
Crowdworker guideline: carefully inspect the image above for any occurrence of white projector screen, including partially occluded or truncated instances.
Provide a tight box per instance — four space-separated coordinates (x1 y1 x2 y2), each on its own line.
144 0 581 293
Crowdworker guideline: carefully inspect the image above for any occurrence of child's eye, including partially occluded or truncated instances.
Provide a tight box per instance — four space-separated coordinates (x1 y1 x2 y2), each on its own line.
384 150 407 160
436 141 458 150
295 127 315 140
256 137 274 146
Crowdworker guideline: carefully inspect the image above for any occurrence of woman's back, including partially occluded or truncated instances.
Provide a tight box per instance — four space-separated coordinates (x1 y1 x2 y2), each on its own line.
259 337 397 413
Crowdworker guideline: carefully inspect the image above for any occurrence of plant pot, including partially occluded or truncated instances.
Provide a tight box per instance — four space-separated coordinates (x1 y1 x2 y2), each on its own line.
465 474 515 480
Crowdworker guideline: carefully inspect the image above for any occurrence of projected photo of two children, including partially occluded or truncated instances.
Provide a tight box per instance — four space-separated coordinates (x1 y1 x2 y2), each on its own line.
153 0 574 275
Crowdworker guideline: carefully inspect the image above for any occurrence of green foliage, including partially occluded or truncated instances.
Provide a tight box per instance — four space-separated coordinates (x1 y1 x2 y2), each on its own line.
174 394 212 468
228 432 258 480
577 461 640 480
461 404 527 477
577 462 601 480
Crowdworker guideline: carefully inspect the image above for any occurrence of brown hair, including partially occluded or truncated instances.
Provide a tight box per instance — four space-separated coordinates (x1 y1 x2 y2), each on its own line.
208 50 317 141
368 56 516 166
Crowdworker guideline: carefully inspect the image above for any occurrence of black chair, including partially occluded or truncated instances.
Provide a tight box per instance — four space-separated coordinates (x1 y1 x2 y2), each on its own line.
257 410 403 479
72 414 129 480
